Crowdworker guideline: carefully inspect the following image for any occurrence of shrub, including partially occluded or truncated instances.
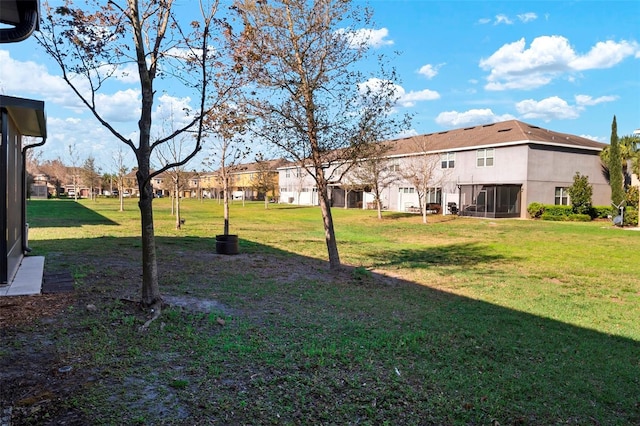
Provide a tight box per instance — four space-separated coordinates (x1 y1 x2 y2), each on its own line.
541 213 565 221
567 214 591 222
542 205 573 217
527 202 545 218
567 172 593 215
592 206 613 219
626 186 639 209
623 207 638 227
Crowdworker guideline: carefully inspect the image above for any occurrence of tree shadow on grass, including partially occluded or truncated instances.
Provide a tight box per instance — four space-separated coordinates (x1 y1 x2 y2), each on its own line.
367 242 515 270
5 233 639 425
26 199 118 227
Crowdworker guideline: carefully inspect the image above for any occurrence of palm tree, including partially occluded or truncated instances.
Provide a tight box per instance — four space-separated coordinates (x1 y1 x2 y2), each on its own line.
600 134 640 188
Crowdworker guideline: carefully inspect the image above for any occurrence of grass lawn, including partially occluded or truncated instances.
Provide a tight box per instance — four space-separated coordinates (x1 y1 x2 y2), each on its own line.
2 197 639 424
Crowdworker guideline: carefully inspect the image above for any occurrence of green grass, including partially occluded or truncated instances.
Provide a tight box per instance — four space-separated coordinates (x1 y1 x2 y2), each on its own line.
14 197 640 424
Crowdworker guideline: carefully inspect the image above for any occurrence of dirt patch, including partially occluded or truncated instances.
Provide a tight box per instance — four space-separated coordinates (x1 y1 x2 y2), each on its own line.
0 293 75 327
0 250 361 425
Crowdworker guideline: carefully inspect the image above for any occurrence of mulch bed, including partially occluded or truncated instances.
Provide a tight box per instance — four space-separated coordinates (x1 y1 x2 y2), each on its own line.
0 271 74 327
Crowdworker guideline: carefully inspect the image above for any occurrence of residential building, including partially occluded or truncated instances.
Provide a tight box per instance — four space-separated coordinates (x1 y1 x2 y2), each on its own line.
201 158 289 201
277 120 610 218
1 95 47 284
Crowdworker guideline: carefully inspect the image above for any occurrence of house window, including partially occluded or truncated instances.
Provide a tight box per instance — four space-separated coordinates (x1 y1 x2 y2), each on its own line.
389 164 400 172
285 169 291 178
441 153 455 169
555 187 569 205
425 188 442 203
477 148 494 167
399 187 415 194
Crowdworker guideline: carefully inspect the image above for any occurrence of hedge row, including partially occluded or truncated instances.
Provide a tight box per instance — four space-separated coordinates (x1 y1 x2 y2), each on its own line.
528 203 638 225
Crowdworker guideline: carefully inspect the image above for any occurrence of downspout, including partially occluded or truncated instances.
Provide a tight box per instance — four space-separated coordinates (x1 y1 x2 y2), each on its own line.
1 108 8 283
21 138 47 253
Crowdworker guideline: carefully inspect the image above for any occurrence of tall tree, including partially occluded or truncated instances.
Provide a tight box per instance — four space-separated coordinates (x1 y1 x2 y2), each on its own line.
609 116 624 209
600 133 640 188
37 0 230 320
232 0 409 270
81 156 101 200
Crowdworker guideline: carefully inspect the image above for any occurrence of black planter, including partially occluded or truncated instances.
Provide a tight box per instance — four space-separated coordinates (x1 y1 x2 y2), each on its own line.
215 234 239 255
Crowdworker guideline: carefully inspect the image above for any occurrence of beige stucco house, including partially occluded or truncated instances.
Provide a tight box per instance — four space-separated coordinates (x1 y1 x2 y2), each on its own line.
277 120 610 218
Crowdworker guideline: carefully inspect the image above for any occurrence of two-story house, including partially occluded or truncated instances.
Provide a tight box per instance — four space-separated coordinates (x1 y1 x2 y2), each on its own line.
278 120 610 218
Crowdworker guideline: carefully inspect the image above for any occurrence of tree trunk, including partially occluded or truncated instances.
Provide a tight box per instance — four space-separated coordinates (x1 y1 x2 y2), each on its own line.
223 176 230 235
318 183 340 270
376 198 383 220
137 175 161 308
421 196 428 224
175 182 182 229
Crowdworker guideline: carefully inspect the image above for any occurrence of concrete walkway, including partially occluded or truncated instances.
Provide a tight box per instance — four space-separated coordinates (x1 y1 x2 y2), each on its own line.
0 256 44 296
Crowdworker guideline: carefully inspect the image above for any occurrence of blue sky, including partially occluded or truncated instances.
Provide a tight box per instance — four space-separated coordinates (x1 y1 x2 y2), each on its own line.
1 0 639 170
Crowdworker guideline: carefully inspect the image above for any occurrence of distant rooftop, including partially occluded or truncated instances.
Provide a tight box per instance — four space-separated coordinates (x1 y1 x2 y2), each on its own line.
385 120 606 157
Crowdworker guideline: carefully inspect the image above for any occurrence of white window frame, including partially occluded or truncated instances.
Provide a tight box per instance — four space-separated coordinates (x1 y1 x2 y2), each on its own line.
477 148 495 167
555 187 570 205
441 153 455 169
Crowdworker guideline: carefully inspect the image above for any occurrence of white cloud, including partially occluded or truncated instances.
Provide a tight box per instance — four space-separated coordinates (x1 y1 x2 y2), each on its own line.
398 89 440 107
579 134 606 143
95 89 141 122
494 14 513 25
570 40 639 70
435 109 515 128
337 28 394 49
417 63 445 79
152 93 196 132
488 13 536 25
397 128 419 139
517 13 537 23
480 36 640 91
358 78 440 108
515 96 580 121
0 50 83 109
113 63 140 84
575 94 618 106
43 116 134 169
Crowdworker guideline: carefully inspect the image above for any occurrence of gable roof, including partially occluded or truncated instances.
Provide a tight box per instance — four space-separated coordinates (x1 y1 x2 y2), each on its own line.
385 120 606 157
229 158 290 174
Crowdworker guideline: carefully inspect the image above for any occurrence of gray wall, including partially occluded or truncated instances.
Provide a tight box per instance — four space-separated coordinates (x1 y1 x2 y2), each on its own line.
526 145 610 206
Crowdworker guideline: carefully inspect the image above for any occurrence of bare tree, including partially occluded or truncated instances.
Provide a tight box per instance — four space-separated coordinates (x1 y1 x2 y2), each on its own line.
156 134 193 229
232 0 409 270
112 147 128 212
39 158 68 196
348 143 399 219
37 0 231 320
400 150 442 224
250 154 276 209
67 143 80 201
203 104 251 236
